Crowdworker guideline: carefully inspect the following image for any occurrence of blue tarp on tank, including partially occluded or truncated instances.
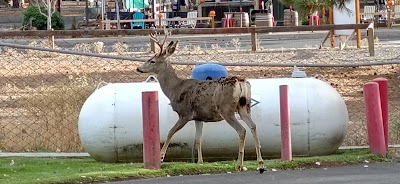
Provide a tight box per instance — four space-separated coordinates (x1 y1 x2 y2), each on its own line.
191 64 228 80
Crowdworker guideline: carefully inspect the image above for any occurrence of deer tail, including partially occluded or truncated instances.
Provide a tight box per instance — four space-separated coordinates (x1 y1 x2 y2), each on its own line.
238 80 251 107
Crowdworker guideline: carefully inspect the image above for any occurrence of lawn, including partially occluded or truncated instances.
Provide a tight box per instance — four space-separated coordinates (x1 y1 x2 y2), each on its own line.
0 149 390 184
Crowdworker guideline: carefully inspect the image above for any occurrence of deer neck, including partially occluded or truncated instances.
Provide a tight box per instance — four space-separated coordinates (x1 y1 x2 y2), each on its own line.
156 62 182 99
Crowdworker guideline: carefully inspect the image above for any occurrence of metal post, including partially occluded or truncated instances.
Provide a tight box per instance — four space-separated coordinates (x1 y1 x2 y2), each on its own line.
372 78 389 149
142 91 161 169
251 25 257 51
115 0 121 30
85 0 89 27
280 85 292 161
363 82 386 156
151 0 155 20
101 0 104 30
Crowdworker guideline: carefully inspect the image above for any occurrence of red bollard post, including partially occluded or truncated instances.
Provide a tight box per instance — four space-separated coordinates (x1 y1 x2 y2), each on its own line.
372 78 389 148
363 82 386 156
142 91 161 169
279 85 292 161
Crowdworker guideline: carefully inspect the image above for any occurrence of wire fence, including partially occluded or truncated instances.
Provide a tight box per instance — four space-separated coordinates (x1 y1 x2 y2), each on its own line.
0 36 400 153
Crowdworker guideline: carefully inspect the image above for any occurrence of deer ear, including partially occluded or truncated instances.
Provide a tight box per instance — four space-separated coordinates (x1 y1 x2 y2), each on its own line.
166 41 178 56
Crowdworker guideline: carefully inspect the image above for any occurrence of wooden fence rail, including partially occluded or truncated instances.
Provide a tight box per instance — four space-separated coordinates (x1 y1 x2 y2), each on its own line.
0 24 370 38
0 23 374 54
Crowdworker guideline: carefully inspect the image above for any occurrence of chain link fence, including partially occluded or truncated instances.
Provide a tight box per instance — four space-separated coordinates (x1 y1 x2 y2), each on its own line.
0 35 399 153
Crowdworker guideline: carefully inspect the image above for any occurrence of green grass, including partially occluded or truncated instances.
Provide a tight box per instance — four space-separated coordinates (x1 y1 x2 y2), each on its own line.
0 149 389 184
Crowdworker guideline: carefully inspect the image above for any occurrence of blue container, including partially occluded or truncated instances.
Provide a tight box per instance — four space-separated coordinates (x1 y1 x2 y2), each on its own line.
191 64 228 80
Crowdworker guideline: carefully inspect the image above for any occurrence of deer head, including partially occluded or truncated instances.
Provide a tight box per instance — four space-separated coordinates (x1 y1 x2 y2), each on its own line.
136 31 178 74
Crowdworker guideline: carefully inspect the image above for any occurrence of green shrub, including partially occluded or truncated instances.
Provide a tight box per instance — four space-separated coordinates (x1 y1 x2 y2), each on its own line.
301 18 309 25
23 5 65 30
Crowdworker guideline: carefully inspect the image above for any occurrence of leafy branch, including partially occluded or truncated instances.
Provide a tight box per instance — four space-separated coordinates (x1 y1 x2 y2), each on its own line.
30 0 57 18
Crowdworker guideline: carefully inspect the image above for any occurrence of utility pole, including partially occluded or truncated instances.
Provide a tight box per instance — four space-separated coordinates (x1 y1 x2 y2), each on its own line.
115 0 121 29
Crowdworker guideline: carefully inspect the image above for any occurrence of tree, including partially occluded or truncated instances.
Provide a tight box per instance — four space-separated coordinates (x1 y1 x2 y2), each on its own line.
280 0 351 24
23 5 64 30
30 0 60 30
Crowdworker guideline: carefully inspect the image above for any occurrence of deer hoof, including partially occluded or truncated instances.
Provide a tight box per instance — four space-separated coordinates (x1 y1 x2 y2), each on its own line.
236 165 243 172
259 168 265 174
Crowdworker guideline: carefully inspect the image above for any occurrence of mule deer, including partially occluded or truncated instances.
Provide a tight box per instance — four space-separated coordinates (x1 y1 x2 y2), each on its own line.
136 31 265 173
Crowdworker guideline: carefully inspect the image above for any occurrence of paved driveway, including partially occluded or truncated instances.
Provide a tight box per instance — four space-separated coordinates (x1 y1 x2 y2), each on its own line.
105 162 400 184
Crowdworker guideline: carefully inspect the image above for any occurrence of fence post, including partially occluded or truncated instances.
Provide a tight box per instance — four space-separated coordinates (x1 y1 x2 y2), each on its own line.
363 82 386 156
209 10 216 28
142 91 161 169
367 26 375 56
211 16 215 28
157 13 163 28
355 0 361 48
372 78 389 149
329 9 335 48
280 85 292 161
48 29 55 49
105 19 111 30
150 37 156 53
251 25 257 51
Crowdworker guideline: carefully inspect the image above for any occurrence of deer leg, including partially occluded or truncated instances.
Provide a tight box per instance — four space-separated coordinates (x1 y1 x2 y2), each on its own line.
195 120 204 164
222 114 246 172
160 118 189 163
239 109 265 173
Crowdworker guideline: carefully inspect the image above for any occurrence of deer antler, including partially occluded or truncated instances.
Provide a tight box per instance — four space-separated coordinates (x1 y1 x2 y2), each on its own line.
150 32 163 52
150 29 170 53
160 28 169 48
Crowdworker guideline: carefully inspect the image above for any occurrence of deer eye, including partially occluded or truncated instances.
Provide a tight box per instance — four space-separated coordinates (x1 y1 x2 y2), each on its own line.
150 61 156 64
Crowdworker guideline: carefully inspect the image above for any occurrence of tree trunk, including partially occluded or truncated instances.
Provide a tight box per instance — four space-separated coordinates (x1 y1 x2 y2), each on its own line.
321 7 326 24
47 0 52 30
56 0 61 13
47 0 54 49
12 0 19 8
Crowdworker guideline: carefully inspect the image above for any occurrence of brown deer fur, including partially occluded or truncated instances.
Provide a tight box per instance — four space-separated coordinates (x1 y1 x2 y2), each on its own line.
136 31 265 173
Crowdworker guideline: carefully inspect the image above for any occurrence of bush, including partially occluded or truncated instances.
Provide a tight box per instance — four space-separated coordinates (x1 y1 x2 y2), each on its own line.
301 18 309 25
23 5 65 30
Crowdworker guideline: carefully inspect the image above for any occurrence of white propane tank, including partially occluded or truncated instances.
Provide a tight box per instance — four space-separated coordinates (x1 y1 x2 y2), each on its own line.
78 78 349 163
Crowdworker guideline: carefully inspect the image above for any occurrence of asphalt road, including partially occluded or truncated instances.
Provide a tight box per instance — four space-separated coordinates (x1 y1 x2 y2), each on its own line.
1 29 399 52
48 31 400 51
105 163 400 184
